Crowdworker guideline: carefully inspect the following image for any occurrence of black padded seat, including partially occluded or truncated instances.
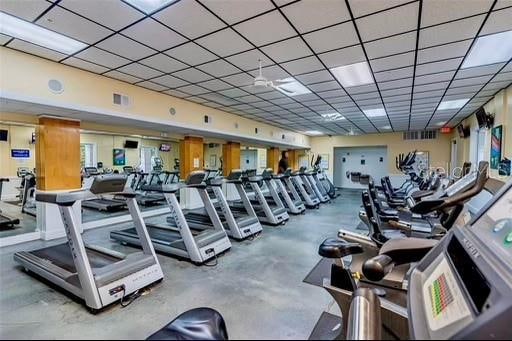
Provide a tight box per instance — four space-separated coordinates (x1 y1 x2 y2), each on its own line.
319 238 364 259
147 308 228 340
379 237 438 263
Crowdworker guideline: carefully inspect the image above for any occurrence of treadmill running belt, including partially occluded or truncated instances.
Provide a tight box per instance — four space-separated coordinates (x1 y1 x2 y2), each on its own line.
31 243 118 274
121 227 182 246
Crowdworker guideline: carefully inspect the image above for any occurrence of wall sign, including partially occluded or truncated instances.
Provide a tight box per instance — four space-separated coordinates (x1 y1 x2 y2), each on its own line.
491 125 503 170
11 149 30 158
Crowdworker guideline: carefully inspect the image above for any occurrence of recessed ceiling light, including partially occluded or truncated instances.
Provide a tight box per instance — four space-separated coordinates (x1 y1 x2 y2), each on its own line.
462 30 512 69
0 12 87 55
321 112 345 121
381 125 391 129
330 61 374 88
303 130 324 136
274 77 311 97
438 99 469 110
125 0 178 13
363 108 387 117
436 121 447 126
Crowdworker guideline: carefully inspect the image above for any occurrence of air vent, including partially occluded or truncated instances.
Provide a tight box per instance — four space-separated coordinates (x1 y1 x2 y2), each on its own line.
403 130 438 140
204 115 212 124
169 107 176 115
255 128 258 134
113 93 130 106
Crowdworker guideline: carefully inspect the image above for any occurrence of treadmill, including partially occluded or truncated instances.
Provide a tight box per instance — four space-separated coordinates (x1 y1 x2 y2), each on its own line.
110 171 232 264
81 167 127 212
299 167 330 203
289 168 320 209
13 175 164 312
233 171 289 225
261 169 306 215
0 178 20 228
181 170 262 240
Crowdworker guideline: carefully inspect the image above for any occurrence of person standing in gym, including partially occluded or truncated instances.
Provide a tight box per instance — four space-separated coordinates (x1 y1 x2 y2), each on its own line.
278 151 289 174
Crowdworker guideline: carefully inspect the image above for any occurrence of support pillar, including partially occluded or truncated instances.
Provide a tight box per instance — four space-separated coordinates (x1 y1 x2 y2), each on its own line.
179 136 204 179
36 116 81 240
288 150 299 171
267 147 280 173
222 142 241 176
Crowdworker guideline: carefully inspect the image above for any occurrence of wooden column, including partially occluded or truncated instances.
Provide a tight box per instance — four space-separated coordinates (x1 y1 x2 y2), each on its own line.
288 150 299 171
267 147 280 173
36 117 81 190
222 142 240 176
179 136 204 179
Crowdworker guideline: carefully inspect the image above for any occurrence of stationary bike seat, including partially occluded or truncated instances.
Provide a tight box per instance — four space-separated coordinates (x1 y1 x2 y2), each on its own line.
319 238 364 259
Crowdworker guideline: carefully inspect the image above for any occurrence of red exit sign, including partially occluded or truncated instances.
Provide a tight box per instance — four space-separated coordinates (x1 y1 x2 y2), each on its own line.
440 127 452 134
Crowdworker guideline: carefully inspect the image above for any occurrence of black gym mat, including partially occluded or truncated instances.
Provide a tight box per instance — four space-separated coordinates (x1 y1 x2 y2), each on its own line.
308 311 343 340
303 258 333 287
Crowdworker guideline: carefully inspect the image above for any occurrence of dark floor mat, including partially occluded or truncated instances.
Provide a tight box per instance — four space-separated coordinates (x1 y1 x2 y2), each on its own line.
308 311 343 340
303 258 333 287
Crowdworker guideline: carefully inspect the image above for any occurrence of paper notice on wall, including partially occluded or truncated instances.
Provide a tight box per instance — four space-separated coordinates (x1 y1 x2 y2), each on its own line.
193 158 200 168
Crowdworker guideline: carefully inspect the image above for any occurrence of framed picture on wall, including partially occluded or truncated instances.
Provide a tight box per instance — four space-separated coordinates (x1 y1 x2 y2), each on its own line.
491 125 503 169
210 154 217 168
113 148 126 166
320 153 329 170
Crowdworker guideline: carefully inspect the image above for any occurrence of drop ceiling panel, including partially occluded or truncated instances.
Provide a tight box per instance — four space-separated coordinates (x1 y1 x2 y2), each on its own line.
7 0 510 136
0 0 52 21
121 18 187 51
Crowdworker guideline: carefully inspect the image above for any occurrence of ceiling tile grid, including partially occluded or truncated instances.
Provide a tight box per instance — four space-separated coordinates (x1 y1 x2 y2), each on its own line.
1 0 511 136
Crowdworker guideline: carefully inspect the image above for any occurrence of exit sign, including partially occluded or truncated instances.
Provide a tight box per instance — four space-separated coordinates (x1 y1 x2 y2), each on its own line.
440 127 452 134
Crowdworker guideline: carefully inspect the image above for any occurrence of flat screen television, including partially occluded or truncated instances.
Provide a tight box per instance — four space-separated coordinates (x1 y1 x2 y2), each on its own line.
0 129 8 141
475 107 487 129
458 125 470 138
124 140 139 149
159 144 171 152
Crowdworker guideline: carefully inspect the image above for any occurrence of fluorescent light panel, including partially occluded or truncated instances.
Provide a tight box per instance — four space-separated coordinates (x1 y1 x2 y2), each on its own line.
363 108 387 117
330 61 374 88
321 112 345 121
274 77 311 97
462 30 512 69
125 0 178 13
381 125 391 129
0 12 87 55
436 121 447 126
303 130 324 136
438 99 469 110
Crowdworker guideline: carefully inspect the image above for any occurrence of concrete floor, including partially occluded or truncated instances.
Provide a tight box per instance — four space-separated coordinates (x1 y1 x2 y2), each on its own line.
0 189 364 340
0 202 37 238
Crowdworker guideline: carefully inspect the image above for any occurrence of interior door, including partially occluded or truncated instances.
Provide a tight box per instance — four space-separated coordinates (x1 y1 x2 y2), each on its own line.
141 147 156 172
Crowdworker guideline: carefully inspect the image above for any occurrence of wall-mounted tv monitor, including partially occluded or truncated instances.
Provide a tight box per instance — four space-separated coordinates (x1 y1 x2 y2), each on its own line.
457 125 470 138
160 144 171 152
0 129 8 141
475 107 487 129
124 140 139 149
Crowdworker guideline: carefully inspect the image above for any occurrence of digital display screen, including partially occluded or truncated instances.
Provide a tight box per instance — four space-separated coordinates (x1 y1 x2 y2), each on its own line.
472 188 512 258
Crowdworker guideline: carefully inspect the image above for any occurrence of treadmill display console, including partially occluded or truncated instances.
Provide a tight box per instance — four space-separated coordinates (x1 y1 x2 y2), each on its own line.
423 258 472 331
472 189 512 258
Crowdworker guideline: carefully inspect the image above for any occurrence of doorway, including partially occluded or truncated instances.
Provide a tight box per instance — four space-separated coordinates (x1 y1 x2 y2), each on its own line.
240 149 257 170
334 146 388 189
140 147 157 172
80 143 96 168
450 139 458 175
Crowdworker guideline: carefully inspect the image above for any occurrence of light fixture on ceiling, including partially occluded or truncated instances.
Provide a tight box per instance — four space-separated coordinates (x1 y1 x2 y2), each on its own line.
124 0 178 13
381 125 391 129
363 108 387 118
462 30 512 69
0 12 87 54
347 127 357 136
438 99 469 110
303 130 324 136
330 61 374 88
436 121 447 126
274 77 311 97
321 112 345 122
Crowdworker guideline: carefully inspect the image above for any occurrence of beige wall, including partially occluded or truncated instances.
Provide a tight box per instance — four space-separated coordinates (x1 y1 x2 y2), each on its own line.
453 85 511 180
0 123 36 177
203 143 222 170
0 47 309 148
310 132 453 178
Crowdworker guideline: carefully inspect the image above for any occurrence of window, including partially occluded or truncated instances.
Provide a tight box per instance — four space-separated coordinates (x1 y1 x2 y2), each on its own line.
476 129 487 164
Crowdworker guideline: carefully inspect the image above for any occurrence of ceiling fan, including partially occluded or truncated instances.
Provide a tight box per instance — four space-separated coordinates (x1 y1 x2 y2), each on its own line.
253 59 294 93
